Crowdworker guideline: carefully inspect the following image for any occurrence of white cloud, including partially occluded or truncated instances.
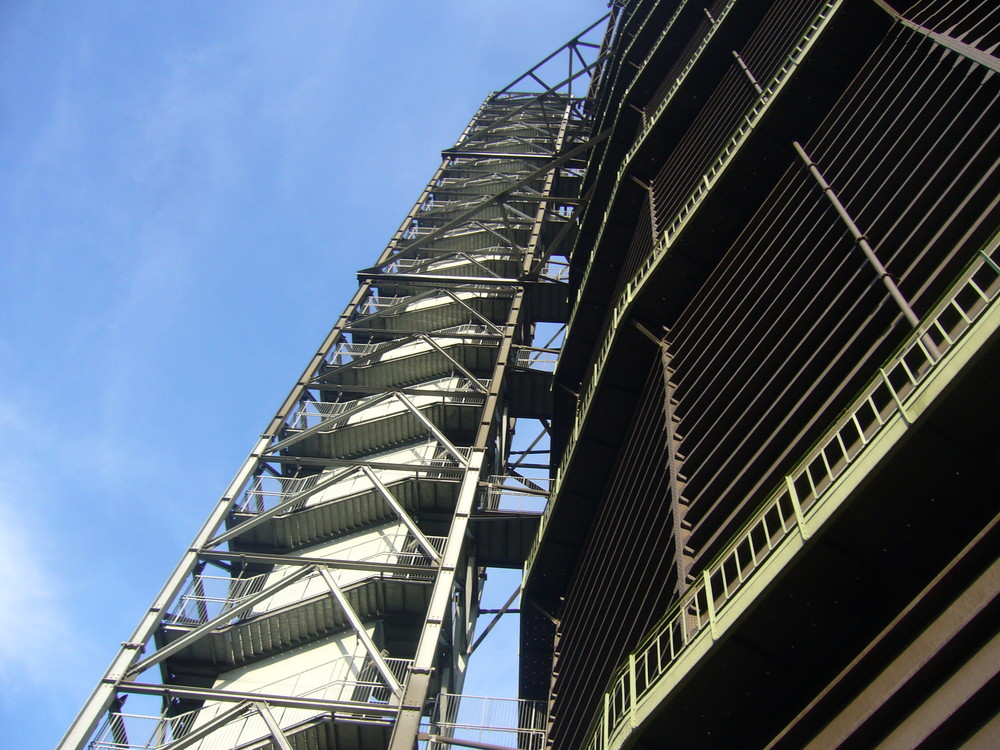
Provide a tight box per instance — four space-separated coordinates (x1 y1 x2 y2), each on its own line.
0 402 95 702
0 487 75 693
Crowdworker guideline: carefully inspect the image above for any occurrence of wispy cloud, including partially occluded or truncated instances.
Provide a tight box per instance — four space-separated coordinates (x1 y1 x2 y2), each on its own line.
0 480 76 695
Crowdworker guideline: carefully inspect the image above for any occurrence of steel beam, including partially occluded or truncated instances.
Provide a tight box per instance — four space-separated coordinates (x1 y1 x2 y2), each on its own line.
361 464 442 563
317 566 403 699
356 272 521 287
116 681 398 716
261 454 468 474
390 94 578 750
254 702 295 750
389 451 485 747
392 391 470 466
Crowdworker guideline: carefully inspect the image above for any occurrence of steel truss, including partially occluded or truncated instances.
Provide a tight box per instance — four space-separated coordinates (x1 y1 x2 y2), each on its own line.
59 16 611 750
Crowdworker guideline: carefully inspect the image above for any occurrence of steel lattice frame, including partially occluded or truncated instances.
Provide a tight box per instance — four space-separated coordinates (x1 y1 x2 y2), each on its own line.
59 15 612 750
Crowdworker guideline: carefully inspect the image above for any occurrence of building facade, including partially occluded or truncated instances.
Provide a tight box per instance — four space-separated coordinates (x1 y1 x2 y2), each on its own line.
62 2 1000 749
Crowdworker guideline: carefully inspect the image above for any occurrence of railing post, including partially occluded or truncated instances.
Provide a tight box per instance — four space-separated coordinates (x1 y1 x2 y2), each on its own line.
879 368 913 426
628 654 638 728
980 248 1000 276
603 691 611 748
785 476 810 540
703 570 719 639
732 50 764 96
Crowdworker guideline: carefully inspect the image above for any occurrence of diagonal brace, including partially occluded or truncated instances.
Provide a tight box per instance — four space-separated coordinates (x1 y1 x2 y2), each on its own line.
161 700 253 750
392 391 469 466
417 334 490 393
316 567 403 699
471 219 526 252
467 585 521 655
360 465 442 563
125 564 317 678
457 247 509 276
254 701 295 750
442 289 505 335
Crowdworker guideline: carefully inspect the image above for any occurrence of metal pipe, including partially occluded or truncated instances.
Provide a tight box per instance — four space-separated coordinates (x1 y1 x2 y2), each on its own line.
732 50 764 96
793 142 940 359
116 681 398 715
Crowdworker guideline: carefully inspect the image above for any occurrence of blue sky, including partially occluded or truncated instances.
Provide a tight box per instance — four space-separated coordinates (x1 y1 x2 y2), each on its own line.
0 2 606 747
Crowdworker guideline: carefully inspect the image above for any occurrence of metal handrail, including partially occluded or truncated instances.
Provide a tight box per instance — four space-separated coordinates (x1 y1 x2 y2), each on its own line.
89 656 414 750
167 534 447 626
514 347 559 370
542 259 570 282
236 472 325 513
481 488 549 515
236 446 472 516
428 693 547 750
323 325 496 368
384 248 523 277
287 378 486 432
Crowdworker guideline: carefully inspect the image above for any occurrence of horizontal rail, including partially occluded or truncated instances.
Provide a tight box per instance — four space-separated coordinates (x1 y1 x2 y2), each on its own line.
92 656 412 749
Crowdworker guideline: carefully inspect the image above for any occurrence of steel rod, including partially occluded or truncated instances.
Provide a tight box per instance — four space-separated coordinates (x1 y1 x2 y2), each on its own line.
794 141 940 359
